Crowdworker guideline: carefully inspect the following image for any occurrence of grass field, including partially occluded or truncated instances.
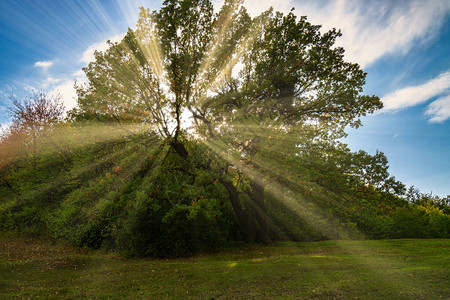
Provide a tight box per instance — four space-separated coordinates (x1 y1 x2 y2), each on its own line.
0 237 448 299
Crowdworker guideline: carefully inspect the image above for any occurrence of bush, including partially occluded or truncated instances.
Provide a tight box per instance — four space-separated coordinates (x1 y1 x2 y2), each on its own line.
114 149 238 257
390 207 430 238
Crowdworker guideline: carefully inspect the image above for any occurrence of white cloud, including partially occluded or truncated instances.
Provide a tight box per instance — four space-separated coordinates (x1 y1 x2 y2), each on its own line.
34 60 54 70
22 83 37 93
0 122 12 136
50 71 87 112
292 0 450 67
213 0 295 18
80 33 126 64
426 95 450 123
51 80 78 111
38 34 128 112
73 70 85 77
214 0 450 68
381 71 450 111
244 0 294 16
42 76 62 88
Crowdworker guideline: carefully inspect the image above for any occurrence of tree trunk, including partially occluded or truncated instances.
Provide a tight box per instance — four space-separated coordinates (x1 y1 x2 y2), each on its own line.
169 141 189 160
252 175 272 243
220 179 256 242
168 141 259 243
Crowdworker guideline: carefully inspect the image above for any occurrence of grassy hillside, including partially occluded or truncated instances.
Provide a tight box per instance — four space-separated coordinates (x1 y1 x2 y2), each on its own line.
1 237 448 299
1 132 449 257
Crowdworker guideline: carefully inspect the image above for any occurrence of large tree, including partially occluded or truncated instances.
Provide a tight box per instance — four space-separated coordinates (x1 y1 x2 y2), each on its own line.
74 0 382 242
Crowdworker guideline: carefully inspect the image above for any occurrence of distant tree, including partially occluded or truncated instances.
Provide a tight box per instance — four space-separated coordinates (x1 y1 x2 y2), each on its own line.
9 92 64 150
406 186 450 215
74 0 383 242
0 92 64 193
0 92 64 165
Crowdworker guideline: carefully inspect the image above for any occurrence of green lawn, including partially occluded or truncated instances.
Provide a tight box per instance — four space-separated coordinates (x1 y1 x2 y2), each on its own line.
1 237 448 299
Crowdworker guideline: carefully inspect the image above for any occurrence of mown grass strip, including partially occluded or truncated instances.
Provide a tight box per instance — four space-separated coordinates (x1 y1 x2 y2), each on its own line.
0 237 448 299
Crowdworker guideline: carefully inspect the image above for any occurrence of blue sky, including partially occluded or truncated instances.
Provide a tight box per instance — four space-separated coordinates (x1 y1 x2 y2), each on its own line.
0 0 449 196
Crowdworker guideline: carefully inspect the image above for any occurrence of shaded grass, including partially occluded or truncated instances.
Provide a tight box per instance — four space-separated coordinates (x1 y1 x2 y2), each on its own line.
0 237 448 299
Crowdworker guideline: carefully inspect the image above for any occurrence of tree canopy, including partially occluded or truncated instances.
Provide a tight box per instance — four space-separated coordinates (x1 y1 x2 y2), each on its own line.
72 0 384 242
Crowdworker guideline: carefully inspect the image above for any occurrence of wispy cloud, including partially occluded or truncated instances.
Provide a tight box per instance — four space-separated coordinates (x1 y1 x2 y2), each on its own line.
381 71 450 111
80 33 125 64
21 83 37 93
4 31 125 118
245 0 294 16
213 0 294 16
214 0 450 68
51 80 77 111
73 70 85 77
50 70 87 111
0 121 12 136
66 32 128 109
34 60 54 70
426 95 450 123
294 0 450 67
379 71 450 123
42 76 62 88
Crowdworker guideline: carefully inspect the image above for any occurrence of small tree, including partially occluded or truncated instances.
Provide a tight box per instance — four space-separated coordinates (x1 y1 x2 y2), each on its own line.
0 92 64 193
8 92 65 151
1 92 64 166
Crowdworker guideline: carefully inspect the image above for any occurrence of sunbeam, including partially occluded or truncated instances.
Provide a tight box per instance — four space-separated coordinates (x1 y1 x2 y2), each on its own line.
192 6 272 109
1 2 448 298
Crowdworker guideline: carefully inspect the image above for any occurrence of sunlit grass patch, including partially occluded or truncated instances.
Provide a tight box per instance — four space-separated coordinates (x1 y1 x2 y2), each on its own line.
1 236 448 299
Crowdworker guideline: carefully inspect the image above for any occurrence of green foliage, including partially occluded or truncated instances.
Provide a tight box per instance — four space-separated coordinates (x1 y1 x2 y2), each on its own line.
69 0 387 244
390 207 432 238
116 145 238 257
1 0 448 257
0 133 239 257
1 123 448 256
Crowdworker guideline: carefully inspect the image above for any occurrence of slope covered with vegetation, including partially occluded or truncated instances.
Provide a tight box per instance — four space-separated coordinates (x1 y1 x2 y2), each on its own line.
0 0 449 257
1 125 448 257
